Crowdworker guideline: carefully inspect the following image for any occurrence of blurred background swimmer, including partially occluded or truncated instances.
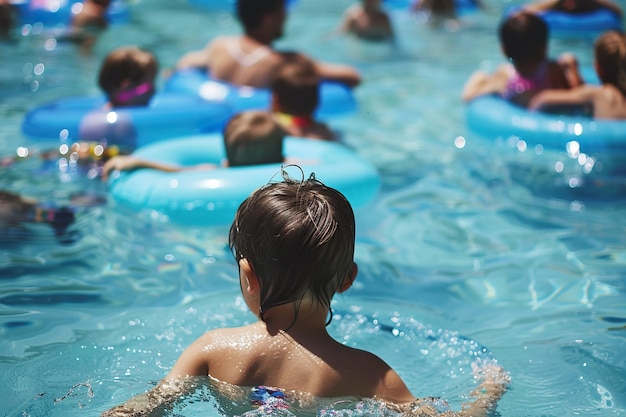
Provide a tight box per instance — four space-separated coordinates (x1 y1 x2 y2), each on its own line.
338 0 394 42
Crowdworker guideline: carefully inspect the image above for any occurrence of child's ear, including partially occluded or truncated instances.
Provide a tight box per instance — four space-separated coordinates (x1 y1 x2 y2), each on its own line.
338 262 358 293
239 258 260 293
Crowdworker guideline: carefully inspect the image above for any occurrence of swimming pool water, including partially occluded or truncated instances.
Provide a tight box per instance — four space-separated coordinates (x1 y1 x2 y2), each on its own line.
1 0 625 416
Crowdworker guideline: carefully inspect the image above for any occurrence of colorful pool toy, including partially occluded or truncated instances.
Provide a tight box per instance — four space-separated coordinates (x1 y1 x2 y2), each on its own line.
163 69 357 119
107 134 381 226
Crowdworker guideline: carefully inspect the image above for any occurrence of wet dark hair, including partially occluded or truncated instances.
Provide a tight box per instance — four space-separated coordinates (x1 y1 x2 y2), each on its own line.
98 46 158 107
499 12 548 64
272 58 320 116
229 172 356 327
223 111 285 167
236 0 285 31
595 30 626 96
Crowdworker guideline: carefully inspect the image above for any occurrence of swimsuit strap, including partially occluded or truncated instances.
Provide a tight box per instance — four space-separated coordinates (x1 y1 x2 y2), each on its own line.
227 38 272 68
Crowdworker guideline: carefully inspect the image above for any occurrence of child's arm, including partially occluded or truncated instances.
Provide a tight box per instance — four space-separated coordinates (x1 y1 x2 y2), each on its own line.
528 85 598 111
461 64 509 102
314 60 362 88
176 41 215 71
100 335 212 416
457 360 510 417
522 0 559 13
101 155 183 180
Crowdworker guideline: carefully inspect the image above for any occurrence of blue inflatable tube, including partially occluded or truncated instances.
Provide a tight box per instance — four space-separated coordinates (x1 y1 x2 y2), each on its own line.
466 95 626 153
108 135 381 226
15 0 129 28
187 0 297 13
163 69 357 119
505 6 621 38
384 0 478 13
22 94 233 150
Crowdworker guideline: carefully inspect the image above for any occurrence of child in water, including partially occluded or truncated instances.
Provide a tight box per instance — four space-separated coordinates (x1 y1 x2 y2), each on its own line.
77 46 158 160
529 30 626 119
0 191 76 241
101 173 510 416
101 111 286 180
98 45 158 109
65 0 112 53
461 11 581 107
271 58 336 141
338 0 394 41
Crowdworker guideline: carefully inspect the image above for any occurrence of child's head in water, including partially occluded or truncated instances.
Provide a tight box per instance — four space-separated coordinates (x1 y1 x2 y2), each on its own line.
98 46 158 107
499 12 548 66
271 58 320 117
223 111 286 167
229 173 356 325
594 31 626 95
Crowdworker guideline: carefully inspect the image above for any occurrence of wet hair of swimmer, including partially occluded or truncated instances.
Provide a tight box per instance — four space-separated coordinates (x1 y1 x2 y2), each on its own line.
594 30 626 96
229 171 356 328
499 12 548 65
237 0 285 32
222 111 286 167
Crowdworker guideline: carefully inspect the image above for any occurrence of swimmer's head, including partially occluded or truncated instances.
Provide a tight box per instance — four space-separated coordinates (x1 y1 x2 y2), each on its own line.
223 111 285 167
229 172 356 325
499 12 548 65
594 30 626 95
98 46 158 108
237 0 286 38
272 57 320 117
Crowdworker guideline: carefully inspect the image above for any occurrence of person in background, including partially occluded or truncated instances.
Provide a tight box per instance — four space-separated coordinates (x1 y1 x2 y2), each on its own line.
461 11 581 107
175 0 361 89
98 45 158 108
66 0 111 52
529 30 626 119
0 0 15 40
271 58 336 141
338 0 394 41
0 191 76 240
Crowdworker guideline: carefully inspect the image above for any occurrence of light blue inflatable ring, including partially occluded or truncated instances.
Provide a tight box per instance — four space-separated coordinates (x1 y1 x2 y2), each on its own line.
540 8 621 37
466 95 626 153
15 0 129 28
505 6 621 38
22 94 233 150
384 0 479 14
107 134 381 226
163 69 357 119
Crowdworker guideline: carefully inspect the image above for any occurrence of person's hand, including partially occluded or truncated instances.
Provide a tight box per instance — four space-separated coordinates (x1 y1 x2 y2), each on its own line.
102 155 139 181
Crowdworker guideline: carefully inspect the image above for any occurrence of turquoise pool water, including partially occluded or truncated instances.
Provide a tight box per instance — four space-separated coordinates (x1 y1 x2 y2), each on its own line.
1 0 625 416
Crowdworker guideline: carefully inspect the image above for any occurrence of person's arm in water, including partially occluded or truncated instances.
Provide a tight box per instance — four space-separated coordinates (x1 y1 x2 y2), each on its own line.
176 40 215 71
314 60 362 88
102 155 216 181
461 64 510 102
528 84 599 111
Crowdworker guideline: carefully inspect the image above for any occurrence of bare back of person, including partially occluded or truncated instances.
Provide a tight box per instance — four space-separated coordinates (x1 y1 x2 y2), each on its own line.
168 321 412 403
204 36 285 88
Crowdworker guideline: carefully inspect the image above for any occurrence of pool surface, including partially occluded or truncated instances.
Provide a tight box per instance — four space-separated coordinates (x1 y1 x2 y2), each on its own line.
1 0 625 416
